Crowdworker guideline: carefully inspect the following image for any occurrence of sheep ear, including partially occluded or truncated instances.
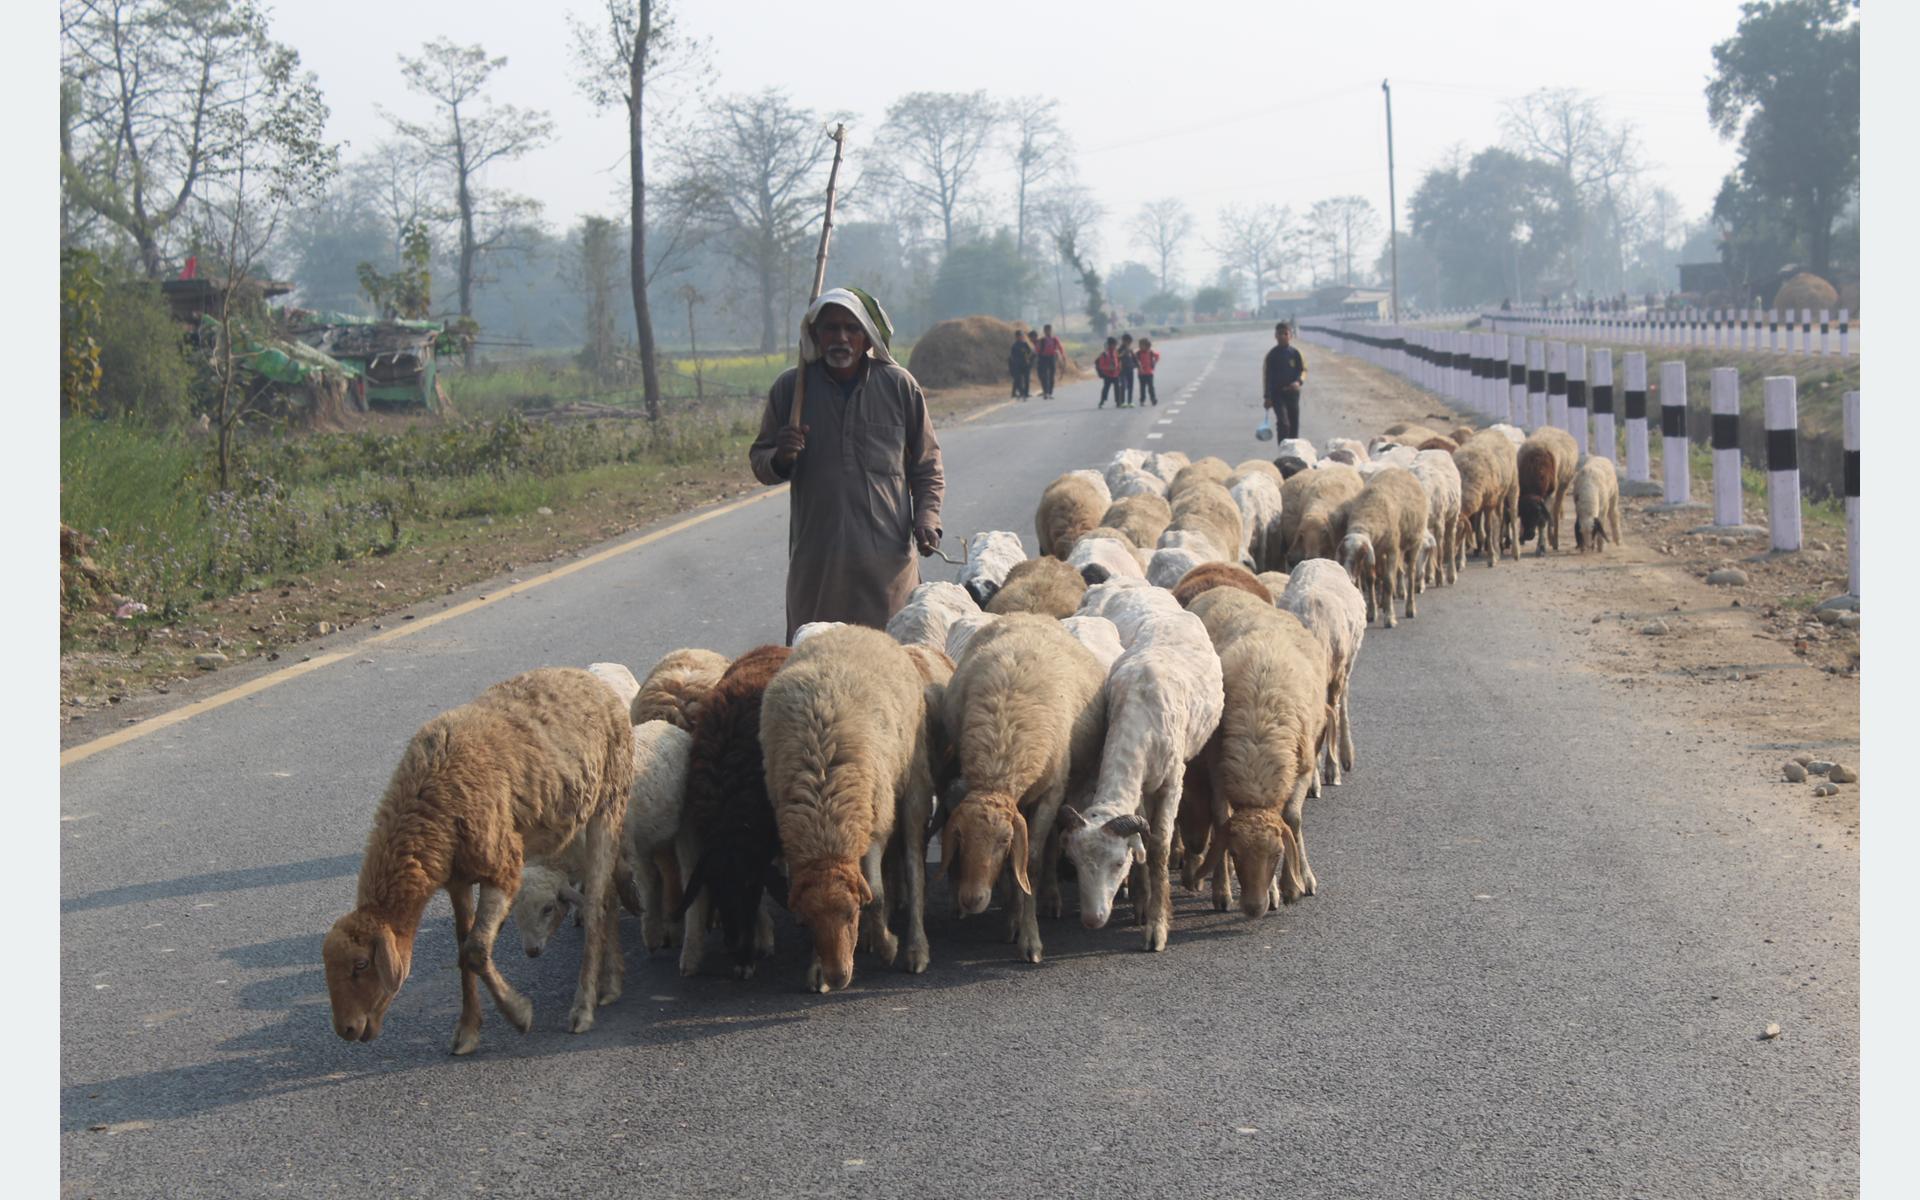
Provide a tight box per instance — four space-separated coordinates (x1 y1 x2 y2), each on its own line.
1127 835 1148 866
1103 813 1149 839
558 882 587 909
1009 820 1032 896
372 923 408 993
854 870 875 908
1056 805 1087 833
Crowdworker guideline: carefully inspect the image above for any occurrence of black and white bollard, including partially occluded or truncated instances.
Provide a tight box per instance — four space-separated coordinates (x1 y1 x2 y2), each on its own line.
1591 348 1616 464
1845 390 1859 597
1624 352 1652 487
1528 339 1547 430
1567 344 1589 455
1839 310 1851 357
1769 309 1780 353
1710 367 1743 528
1764 376 1801 552
1820 309 1832 355
1661 361 1690 505
1547 340 1568 432
1509 335 1528 426
1800 308 1813 356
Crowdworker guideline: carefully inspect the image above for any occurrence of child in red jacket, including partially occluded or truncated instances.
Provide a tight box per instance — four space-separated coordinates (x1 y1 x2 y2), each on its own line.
1136 338 1160 406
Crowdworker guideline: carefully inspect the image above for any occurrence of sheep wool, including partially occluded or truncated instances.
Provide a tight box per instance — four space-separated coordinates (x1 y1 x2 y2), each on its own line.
986 555 1087 618
630 648 731 731
957 531 1027 608
1035 472 1109 559
1572 455 1623 552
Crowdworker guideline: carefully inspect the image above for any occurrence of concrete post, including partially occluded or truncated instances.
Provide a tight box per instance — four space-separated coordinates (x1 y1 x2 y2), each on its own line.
1508 334 1528 427
1844 390 1859 597
1527 339 1547 430
1547 340 1568 433
1591 348 1616 465
1661 360 1690 505
1820 309 1832 355
1624 352 1650 483
1764 376 1801 552
1568 344 1589 455
1839 310 1851 357
1768 309 1780 353
1800 308 1813 356
1710 367 1743 528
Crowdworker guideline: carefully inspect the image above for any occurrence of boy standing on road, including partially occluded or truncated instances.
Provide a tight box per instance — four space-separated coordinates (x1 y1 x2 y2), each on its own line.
1118 333 1138 407
1009 330 1034 399
1095 337 1121 408
1136 337 1160 406
1262 321 1307 439
1035 323 1063 399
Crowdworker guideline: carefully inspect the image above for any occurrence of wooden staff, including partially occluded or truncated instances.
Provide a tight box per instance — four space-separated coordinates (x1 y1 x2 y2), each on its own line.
790 123 848 430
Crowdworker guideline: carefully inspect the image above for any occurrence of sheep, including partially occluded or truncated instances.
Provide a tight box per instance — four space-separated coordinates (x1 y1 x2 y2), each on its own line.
885 580 981 650
1333 465 1429 628
1076 580 1184 647
1103 448 1151 491
1323 449 1362 467
1057 607 1223 950
630 648 731 731
1276 560 1367 789
1142 450 1191 484
986 555 1087 618
1275 463 1363 568
1101 493 1174 549
1157 527 1229 563
1381 423 1447 447
1068 534 1148 587
1324 437 1370 464
1454 431 1520 567
1229 472 1285 571
1067 468 1113 509
1517 426 1580 555
585 662 641 709
1364 443 1419 474
1256 570 1292 597
1168 456 1234 500
1572 455 1622 552
956 530 1026 608
1410 449 1465 589
1272 438 1317 478
793 621 848 645
1035 472 1108 559
938 614 1108 962
1109 467 1170 500
323 668 632 1055
1450 425 1480 445
1487 423 1527 447
1416 436 1459 453
1228 459 1285 488
944 611 1002 663
1059 614 1125 669
760 626 941 990
1147 546 1209 590
1185 590 1329 916
675 646 791 980
1164 480 1246 565
1171 561 1274 608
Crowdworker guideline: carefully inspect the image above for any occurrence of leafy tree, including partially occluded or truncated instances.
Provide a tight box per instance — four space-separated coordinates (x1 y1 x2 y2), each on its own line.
575 215 624 379
1409 147 1577 306
1501 88 1646 291
1104 261 1158 312
96 278 200 426
1141 290 1185 322
61 247 105 416
929 230 1031 321
1128 198 1195 293
1706 0 1859 277
1035 183 1105 332
1190 285 1234 318
865 91 999 254
357 220 434 319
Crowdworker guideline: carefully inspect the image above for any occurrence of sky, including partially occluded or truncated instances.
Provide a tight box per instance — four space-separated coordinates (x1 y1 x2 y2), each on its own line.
271 0 1750 293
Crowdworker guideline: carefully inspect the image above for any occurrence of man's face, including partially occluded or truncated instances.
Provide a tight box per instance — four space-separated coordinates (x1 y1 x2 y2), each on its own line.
814 305 869 370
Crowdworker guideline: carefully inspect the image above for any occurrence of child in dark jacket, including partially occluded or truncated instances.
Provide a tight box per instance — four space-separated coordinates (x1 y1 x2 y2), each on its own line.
1118 333 1138 407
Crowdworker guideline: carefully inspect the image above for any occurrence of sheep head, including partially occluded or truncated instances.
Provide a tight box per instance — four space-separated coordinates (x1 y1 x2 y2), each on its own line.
1336 533 1375 590
1518 496 1549 544
1057 805 1148 930
1225 809 1296 919
939 791 1030 916
322 910 411 1043
511 863 584 958
787 858 871 992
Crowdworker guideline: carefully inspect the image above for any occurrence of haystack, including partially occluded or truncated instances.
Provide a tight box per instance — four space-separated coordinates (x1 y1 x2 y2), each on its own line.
907 316 1081 389
1774 272 1839 314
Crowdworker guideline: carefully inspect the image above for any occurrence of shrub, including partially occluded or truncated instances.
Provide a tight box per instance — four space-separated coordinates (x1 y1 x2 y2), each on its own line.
96 281 201 427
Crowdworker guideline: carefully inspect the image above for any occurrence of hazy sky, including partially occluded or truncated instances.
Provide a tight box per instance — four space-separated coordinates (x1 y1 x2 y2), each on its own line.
266 0 1748 289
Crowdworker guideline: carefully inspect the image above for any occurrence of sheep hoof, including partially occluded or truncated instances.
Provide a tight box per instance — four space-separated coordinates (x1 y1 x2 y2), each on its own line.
805 962 830 993
733 962 756 981
1143 924 1169 953
450 1025 481 1056
499 994 534 1033
903 942 931 974
872 931 900 967
597 981 621 1007
567 1004 595 1035
1018 937 1043 965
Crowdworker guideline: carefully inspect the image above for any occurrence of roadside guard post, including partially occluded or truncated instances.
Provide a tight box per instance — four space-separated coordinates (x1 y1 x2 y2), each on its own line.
1591 348 1616 465
1567 344 1589 456
1527 340 1547 430
1661 361 1690 505
1508 335 1528 427
1764 376 1802 552
1839 310 1851 357
1547 340 1568 433
1844 390 1859 596
1710 367 1743 528
1624 352 1650 483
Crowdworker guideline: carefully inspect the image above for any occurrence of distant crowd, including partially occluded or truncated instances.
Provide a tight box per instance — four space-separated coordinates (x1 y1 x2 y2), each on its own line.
1006 326 1160 408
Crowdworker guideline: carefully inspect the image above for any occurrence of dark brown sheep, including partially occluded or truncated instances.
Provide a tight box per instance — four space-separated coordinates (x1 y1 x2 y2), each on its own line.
1171 561 1274 608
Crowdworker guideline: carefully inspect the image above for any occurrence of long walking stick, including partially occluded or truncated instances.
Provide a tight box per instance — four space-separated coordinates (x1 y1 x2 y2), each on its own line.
789 123 848 430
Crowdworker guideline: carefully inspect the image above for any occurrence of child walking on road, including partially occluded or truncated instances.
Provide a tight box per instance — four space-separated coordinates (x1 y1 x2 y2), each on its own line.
1095 337 1121 408
1009 331 1034 399
1136 337 1159 406
1118 333 1138 407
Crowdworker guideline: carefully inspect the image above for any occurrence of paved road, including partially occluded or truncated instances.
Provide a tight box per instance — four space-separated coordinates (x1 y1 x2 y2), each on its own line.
60 332 1858 1198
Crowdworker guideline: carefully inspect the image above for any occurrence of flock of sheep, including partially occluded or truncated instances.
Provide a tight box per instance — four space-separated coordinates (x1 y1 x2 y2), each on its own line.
322 420 1624 1055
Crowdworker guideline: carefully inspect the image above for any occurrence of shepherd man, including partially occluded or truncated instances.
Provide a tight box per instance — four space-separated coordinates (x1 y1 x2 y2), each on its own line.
749 286 946 643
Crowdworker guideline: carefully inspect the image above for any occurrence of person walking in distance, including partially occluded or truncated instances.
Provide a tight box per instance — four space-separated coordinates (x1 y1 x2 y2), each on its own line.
1263 321 1307 439
1009 329 1034 400
749 287 946 643
1136 337 1160 406
1034 323 1063 399
1095 337 1122 409
1118 333 1138 407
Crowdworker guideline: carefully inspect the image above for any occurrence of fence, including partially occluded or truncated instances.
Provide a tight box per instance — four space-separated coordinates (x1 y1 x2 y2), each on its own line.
1481 305 1856 358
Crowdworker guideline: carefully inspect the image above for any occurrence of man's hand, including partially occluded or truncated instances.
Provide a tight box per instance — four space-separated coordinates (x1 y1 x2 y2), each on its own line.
1288 381 1303 393
914 522 942 556
772 423 809 467
1263 396 1274 410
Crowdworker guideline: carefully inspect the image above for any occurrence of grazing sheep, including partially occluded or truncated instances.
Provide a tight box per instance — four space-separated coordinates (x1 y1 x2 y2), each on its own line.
1076 581 1184 647
1454 431 1520 567
1035 472 1108 559
1572 455 1622 552
1382 423 1447 447
956 531 1027 608
1157 527 1229 563
1058 608 1223 950
1229 472 1285 571
1147 545 1209 590
944 611 1002 663
1272 438 1318 478
1275 463 1364 568
1323 448 1361 467
1487 423 1527 447
760 627 940 990
1101 493 1174 549
1165 481 1247 565
1416 436 1459 453
793 621 848 645
1171 561 1274 608
1364 443 1419 474
631 648 731 731
1168 456 1234 500
1450 425 1479 445
1324 437 1370 464
1410 449 1465 588
1069 534 1148 586
1109 467 1170 500
1103 448 1152 491
1333 466 1429 628
939 615 1109 962
1059 614 1125 669
676 646 791 980
1517 426 1580 555
1142 450 1191 484
1256 570 1292 597
1067 468 1113 509
585 662 641 709
886 581 981 650
323 668 632 1055
620 721 696 953
1228 459 1285 488
986 555 1088 618
1276 560 1367 789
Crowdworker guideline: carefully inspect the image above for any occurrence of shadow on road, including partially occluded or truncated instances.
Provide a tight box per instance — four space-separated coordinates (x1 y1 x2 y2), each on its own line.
62 853 362 915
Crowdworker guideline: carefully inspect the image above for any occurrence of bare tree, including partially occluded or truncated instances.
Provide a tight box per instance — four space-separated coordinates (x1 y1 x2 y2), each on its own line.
666 89 838 353
1501 87 1645 291
1036 183 1105 332
865 91 998 254
1321 195 1382 285
1128 198 1195 293
1304 200 1342 287
1008 97 1069 262
352 139 449 262
1210 203 1291 311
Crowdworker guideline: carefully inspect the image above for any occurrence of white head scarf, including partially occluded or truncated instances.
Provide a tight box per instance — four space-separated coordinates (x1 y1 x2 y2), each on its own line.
798 287 896 366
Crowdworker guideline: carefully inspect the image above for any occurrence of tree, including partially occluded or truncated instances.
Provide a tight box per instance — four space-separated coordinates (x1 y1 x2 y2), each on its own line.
1408 147 1577 307
1104 261 1158 314
1141 290 1185 322
1129 198 1195 292
667 89 837 353
1007 98 1069 263
1321 196 1382 285
386 39 554 368
575 216 624 380
1210 203 1291 310
1304 200 1342 286
929 230 1032 322
356 219 434 319
61 0 312 276
1706 0 1859 278
1035 183 1104 330
866 91 998 254
1191 285 1234 318
1501 87 1647 291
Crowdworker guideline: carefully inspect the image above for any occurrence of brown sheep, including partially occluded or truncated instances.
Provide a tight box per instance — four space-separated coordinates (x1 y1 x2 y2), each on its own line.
1275 464 1364 568
1517 427 1579 554
1171 561 1274 608
1383 423 1446 446
1449 425 1478 445
1101 493 1174 550
323 668 633 1055
986 556 1087 618
1332 466 1429 628
630 648 731 731
760 626 939 991
1454 431 1520 566
1035 473 1108 559
1416 435 1459 453
1167 480 1246 564
1168 456 1234 500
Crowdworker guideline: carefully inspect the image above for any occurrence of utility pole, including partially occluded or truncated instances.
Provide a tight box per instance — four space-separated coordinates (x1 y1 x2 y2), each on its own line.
1382 79 1399 323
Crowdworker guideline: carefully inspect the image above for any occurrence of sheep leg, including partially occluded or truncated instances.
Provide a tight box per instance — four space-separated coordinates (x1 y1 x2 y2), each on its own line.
448 883 485 1056
463 883 535 1035
1338 686 1356 775
1039 823 1065 919
860 841 899 968
1015 789 1066 964
1378 567 1397 630
900 787 932 975
1208 774 1234 912
676 832 710 978
1143 783 1179 953
1282 776 1317 898
754 894 777 961
633 846 668 953
568 813 620 1033
1403 551 1418 620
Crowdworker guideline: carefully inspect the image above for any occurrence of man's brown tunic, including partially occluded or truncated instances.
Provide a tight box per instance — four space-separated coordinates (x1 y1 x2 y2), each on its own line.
749 357 945 642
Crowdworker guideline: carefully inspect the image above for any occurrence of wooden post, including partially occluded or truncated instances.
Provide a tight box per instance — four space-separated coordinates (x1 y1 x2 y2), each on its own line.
1764 376 1802 551
1624 351 1651 483
1661 361 1690 505
790 123 848 430
1710 367 1743 528
1591 348 1616 465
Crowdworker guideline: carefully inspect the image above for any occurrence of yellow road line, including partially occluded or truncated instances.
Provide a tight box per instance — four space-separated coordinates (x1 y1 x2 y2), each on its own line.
60 485 789 769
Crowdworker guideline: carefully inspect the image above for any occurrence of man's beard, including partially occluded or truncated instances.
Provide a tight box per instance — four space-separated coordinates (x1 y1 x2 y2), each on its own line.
824 346 857 368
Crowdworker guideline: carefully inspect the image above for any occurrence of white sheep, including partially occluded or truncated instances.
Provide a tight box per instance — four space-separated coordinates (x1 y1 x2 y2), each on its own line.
1059 614 1125 669
1275 560 1367 790
1230 472 1285 573
956 531 1027 608
1108 467 1170 501
1572 455 1622 552
1156 527 1228 563
1273 438 1318 477
1077 578 1184 646
1147 545 1209 589
1067 468 1113 509
943 611 1002 663
793 621 848 645
885 580 981 650
1142 450 1191 484
1104 448 1152 491
585 662 641 710
1324 437 1370 464
1488 422 1527 447
1409 449 1464 589
1068 534 1149 586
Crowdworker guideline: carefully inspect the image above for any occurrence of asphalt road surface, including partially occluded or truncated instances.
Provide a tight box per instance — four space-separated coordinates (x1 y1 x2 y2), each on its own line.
60 332 1858 1198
